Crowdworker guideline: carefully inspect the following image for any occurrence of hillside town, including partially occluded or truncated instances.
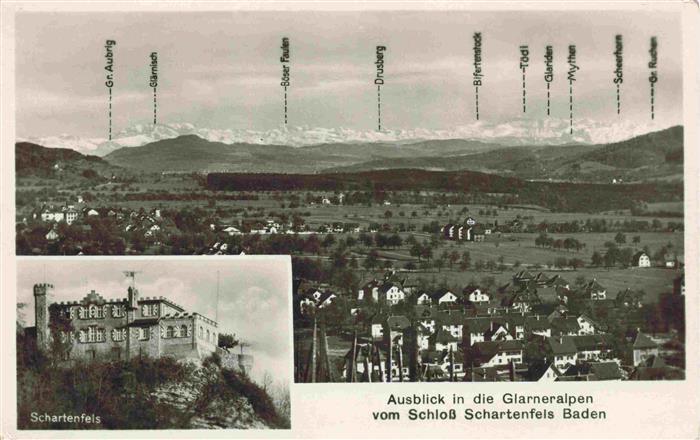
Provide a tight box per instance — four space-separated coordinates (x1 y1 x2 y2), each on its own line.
293 268 685 382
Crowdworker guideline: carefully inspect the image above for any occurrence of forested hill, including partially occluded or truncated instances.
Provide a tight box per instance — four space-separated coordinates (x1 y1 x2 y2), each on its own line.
16 142 117 178
205 169 682 213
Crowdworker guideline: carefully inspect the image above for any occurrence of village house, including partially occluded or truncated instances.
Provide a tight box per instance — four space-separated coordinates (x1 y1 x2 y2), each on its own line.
615 289 644 309
381 283 406 305
535 362 562 382
416 292 432 305
222 226 242 236
358 279 405 305
524 315 551 338
632 332 659 366
430 328 460 352
463 285 489 303
467 340 523 369
415 305 439 334
438 312 465 339
45 228 59 241
583 279 607 300
431 288 458 305
550 316 581 337
548 336 578 370
558 361 623 381
422 349 465 380
576 314 600 335
572 334 614 361
631 251 652 268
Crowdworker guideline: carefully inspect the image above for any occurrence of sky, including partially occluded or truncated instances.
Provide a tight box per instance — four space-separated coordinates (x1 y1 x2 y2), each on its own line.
15 10 682 140
16 257 292 385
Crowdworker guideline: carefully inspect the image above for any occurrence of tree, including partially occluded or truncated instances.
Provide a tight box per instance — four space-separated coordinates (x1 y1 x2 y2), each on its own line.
420 241 433 261
410 243 423 261
554 257 568 269
569 258 585 270
591 251 603 267
614 232 627 245
604 246 620 267
218 333 240 349
363 250 380 271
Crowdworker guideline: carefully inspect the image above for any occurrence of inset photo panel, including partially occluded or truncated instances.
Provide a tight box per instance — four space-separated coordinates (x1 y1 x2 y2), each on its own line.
14 256 292 430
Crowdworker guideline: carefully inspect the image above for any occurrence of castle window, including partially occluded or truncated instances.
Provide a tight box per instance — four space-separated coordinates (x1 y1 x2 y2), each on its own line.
181 325 188 337
112 328 126 342
199 326 203 338
69 307 76 320
206 329 210 342
112 304 125 318
87 326 96 342
138 327 149 341
166 326 174 338
78 329 86 343
88 305 99 318
96 328 105 342
141 304 159 317
78 307 86 319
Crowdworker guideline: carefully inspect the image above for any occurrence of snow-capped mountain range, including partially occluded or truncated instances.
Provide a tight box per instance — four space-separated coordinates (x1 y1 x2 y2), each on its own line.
18 118 677 157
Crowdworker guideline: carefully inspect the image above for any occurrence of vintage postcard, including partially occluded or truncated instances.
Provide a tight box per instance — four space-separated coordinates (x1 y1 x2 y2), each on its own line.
1 1 698 439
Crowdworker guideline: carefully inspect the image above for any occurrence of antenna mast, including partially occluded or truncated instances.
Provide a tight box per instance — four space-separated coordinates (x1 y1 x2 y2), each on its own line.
123 270 142 289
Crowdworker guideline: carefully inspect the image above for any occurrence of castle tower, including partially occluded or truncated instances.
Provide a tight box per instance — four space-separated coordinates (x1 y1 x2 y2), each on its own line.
33 283 53 352
127 286 139 323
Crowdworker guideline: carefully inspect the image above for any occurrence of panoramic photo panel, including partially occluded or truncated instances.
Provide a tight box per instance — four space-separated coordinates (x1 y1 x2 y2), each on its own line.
15 257 291 429
13 10 684 384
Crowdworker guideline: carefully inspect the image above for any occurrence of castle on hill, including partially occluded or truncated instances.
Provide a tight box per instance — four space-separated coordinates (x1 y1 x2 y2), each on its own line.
31 282 252 372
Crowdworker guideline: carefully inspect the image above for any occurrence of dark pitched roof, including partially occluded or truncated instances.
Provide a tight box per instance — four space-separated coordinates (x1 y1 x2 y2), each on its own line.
639 354 666 369
572 334 613 352
438 311 466 326
432 328 460 344
590 362 623 380
525 315 551 331
547 275 570 287
548 336 578 355
550 317 580 335
483 323 509 340
462 285 482 295
584 279 606 292
318 291 336 304
464 317 494 334
514 270 535 280
470 340 523 365
415 305 439 320
421 350 443 364
633 332 658 350
431 288 455 301
387 315 410 330
379 281 402 294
